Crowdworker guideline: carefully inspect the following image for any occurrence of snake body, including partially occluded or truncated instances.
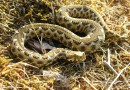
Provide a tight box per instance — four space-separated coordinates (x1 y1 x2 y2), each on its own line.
11 5 106 67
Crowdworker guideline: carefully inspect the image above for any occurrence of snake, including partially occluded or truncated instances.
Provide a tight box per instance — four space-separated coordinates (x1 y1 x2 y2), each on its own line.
11 5 108 67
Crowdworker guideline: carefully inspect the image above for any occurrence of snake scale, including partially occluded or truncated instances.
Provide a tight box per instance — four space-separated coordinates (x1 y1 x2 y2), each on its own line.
11 5 108 67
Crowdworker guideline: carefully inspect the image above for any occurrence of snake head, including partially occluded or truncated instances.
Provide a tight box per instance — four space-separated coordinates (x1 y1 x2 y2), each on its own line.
66 51 86 62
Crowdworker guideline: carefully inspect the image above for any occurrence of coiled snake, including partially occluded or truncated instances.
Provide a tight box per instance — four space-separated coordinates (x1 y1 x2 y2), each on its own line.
11 5 108 67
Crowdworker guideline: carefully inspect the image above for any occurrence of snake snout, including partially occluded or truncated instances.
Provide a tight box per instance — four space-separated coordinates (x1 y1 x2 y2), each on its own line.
67 51 86 62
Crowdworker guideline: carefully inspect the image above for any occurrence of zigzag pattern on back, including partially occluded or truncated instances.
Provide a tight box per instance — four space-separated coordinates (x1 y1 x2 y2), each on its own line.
11 5 106 67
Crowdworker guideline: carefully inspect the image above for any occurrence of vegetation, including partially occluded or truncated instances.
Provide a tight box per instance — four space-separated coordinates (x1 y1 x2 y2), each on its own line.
0 0 130 89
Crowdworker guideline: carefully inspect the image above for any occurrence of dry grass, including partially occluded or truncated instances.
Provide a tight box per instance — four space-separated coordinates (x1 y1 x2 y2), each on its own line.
0 0 130 90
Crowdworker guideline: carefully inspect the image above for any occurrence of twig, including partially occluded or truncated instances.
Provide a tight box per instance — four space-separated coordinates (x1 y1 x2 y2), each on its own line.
104 61 118 75
104 49 117 75
108 63 130 90
81 77 98 90
104 49 130 90
116 43 130 54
